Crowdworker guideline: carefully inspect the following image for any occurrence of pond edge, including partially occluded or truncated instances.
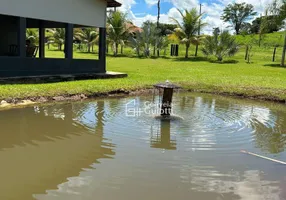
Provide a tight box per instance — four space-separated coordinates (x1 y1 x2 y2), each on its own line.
0 88 285 110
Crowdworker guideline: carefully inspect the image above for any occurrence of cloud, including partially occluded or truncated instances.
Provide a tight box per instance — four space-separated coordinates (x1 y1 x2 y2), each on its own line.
200 2 232 34
144 0 158 6
129 7 182 27
116 0 136 18
169 0 199 10
134 13 148 16
117 0 274 35
219 0 274 15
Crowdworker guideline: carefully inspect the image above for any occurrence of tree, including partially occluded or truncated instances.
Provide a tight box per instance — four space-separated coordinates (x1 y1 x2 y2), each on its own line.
74 28 98 53
107 11 134 56
142 21 157 57
129 30 143 57
202 29 239 62
221 3 257 35
268 0 286 66
46 28 65 51
250 16 283 34
128 21 159 57
158 23 177 36
171 8 205 58
143 22 176 36
157 36 170 56
240 22 252 35
26 29 39 45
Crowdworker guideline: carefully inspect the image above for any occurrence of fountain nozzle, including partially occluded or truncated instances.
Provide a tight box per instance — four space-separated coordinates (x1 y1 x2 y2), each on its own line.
153 81 181 116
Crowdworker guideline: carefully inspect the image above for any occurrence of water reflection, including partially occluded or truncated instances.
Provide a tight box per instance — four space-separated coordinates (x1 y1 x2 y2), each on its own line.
0 93 286 200
150 119 177 150
177 95 286 154
182 167 283 200
0 101 115 200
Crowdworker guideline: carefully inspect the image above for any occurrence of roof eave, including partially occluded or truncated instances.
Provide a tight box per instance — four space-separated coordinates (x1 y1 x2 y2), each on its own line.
107 0 122 7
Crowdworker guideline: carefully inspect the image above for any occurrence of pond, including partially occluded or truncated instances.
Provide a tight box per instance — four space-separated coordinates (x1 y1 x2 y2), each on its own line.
1 93 286 200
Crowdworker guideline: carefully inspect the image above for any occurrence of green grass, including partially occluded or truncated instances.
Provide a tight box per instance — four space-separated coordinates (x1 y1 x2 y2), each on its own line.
1 42 286 102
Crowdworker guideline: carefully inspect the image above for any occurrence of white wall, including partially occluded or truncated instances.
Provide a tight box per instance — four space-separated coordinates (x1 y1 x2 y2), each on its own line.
0 0 107 28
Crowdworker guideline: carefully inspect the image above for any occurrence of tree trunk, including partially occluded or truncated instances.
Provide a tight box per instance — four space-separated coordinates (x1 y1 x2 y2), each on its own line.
273 47 277 62
247 45 252 64
121 45 123 54
59 44 62 51
185 44 190 58
195 44 198 57
115 43 118 56
106 43 109 53
164 48 166 56
153 46 156 56
281 33 286 67
157 0 160 29
259 33 262 47
235 25 240 35
92 44 94 52
157 0 160 58
195 4 202 57
88 44 91 53
245 45 248 60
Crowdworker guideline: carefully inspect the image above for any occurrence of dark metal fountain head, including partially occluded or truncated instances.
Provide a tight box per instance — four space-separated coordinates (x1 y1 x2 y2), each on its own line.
153 80 181 116
153 80 181 90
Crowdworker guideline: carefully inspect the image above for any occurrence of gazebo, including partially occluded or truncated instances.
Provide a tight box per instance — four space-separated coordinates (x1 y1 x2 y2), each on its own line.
0 0 123 78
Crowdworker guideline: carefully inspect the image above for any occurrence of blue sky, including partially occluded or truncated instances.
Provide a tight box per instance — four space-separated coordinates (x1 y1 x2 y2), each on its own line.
117 0 271 34
131 0 174 16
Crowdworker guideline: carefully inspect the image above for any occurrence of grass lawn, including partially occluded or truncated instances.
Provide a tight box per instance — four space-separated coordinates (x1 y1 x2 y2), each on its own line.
0 44 286 102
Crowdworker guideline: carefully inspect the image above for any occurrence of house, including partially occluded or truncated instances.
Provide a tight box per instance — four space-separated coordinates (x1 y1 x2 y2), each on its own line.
0 0 122 78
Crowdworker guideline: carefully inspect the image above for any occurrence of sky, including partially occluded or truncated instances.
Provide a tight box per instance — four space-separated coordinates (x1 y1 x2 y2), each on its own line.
116 0 274 34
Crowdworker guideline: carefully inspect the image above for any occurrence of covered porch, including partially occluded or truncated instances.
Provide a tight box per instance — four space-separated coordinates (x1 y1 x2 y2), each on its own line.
0 14 108 78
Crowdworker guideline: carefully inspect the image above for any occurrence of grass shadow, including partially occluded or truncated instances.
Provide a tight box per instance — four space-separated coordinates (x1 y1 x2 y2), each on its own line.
210 59 239 64
108 55 172 59
149 56 171 60
263 63 286 68
75 51 135 58
106 54 133 58
76 51 98 55
173 56 209 62
48 49 63 52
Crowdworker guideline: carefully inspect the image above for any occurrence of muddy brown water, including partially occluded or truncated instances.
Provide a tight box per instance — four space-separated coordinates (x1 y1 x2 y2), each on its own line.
0 93 286 200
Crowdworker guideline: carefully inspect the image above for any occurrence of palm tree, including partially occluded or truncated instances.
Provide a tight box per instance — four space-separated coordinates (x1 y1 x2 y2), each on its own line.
171 8 205 58
74 28 98 53
129 31 143 57
140 21 157 56
26 29 39 45
129 21 161 57
107 11 130 56
202 29 239 62
142 21 158 57
46 28 65 51
157 36 170 56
